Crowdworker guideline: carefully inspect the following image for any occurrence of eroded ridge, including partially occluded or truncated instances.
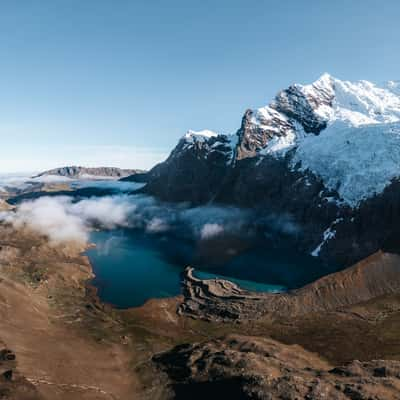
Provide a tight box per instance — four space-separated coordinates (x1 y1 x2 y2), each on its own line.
179 251 400 322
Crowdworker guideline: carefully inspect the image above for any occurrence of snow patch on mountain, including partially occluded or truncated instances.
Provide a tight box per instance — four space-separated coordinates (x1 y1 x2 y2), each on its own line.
333 79 400 124
251 106 291 134
311 218 343 257
298 72 335 118
299 74 400 126
260 130 296 154
184 129 219 142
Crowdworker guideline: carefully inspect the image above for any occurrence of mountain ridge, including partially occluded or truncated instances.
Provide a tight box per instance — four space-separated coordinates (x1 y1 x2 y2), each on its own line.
34 166 145 180
143 74 400 266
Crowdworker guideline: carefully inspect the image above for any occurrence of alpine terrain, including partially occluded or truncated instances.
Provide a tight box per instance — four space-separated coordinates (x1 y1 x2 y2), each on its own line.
142 75 400 266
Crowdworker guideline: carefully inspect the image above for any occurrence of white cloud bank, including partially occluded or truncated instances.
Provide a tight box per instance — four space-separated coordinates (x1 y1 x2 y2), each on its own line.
200 223 224 239
0 196 136 244
0 194 299 245
1 197 88 243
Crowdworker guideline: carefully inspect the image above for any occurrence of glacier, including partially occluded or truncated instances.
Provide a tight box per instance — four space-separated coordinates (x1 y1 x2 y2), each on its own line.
257 74 400 207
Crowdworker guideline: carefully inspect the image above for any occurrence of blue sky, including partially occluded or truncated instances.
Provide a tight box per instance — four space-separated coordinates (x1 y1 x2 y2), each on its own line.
1 0 400 172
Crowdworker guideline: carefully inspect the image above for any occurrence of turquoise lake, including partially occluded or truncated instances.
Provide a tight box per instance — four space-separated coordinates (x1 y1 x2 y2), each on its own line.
87 229 333 308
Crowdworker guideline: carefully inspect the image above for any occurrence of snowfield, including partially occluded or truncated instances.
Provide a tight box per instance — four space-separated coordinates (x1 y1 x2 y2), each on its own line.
293 122 400 207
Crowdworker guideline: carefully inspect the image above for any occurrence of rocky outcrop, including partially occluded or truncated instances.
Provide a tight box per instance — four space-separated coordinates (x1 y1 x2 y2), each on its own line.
144 132 234 203
34 166 144 180
156 252 400 398
235 108 293 160
179 251 400 322
154 334 400 400
271 81 333 134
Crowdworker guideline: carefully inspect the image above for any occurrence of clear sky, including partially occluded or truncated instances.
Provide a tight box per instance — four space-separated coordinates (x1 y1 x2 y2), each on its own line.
1 0 400 172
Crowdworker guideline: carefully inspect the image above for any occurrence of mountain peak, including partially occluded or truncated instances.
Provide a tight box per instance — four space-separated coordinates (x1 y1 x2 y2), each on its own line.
185 129 218 139
182 129 219 144
313 72 335 86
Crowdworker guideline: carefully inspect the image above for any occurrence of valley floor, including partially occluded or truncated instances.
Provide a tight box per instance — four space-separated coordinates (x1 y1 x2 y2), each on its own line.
0 223 400 399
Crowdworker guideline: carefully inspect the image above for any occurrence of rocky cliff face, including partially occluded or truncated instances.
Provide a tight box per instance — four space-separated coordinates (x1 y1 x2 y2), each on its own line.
144 74 400 266
144 130 235 203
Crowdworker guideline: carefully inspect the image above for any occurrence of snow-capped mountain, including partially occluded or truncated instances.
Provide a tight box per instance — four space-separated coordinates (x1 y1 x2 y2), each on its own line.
180 129 236 161
259 74 400 206
242 73 400 154
144 74 400 266
242 74 400 207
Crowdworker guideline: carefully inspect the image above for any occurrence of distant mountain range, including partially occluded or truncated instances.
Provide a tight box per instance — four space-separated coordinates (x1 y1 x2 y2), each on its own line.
34 166 146 180
143 74 400 267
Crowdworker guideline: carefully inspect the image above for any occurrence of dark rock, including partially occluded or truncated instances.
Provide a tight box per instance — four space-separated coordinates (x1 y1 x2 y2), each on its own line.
154 334 400 400
144 134 233 204
120 172 149 183
2 370 12 381
271 83 332 134
0 350 15 362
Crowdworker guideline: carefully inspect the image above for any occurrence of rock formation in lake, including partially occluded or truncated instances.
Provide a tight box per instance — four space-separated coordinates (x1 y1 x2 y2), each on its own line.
34 166 145 180
143 75 400 266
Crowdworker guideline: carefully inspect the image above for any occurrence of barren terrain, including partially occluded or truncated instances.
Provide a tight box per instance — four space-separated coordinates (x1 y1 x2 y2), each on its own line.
0 220 400 399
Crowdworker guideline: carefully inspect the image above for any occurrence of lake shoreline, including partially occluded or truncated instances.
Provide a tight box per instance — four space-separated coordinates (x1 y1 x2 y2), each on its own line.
86 227 328 308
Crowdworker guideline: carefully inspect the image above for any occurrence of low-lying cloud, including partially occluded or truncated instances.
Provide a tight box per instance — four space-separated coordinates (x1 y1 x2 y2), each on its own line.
200 223 224 239
0 196 137 244
1 197 88 243
69 196 136 229
0 193 300 245
0 173 36 194
146 217 170 233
